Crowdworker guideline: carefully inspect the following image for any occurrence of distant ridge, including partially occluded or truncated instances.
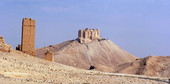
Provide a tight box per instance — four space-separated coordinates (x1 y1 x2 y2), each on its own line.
115 56 170 77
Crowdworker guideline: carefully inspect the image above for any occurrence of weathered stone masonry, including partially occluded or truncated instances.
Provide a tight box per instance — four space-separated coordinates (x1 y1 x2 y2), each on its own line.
44 50 54 62
78 28 101 44
16 18 36 56
0 36 12 52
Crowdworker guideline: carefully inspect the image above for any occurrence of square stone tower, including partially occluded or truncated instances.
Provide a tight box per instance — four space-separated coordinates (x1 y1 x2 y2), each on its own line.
44 50 54 62
21 18 36 56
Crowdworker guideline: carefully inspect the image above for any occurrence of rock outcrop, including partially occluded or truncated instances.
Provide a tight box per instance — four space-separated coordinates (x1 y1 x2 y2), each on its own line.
115 56 170 77
0 36 12 52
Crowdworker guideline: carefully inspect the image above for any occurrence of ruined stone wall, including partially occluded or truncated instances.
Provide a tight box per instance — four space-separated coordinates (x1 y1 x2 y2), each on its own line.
44 50 54 62
21 18 36 56
16 44 21 51
0 36 12 52
0 36 5 44
78 28 101 44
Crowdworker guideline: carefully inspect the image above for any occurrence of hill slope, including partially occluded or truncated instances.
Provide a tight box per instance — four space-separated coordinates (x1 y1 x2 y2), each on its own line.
36 39 137 72
0 51 169 84
115 56 170 77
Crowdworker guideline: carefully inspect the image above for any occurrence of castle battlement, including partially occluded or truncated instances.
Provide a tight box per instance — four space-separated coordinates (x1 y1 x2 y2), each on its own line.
78 28 102 44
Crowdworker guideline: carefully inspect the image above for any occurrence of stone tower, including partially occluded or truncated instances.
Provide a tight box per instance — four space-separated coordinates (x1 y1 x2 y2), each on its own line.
16 18 36 56
44 50 54 62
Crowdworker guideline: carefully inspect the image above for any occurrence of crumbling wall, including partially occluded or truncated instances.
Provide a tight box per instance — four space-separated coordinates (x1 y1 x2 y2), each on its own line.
78 28 102 44
16 44 21 51
0 36 12 52
44 50 54 62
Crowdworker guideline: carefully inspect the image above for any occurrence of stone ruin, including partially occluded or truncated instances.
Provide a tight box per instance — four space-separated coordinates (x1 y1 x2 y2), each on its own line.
0 36 12 52
78 28 102 44
44 49 54 62
16 18 36 56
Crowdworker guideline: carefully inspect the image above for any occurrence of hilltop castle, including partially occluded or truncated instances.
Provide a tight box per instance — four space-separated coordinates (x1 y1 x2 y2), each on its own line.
78 28 102 44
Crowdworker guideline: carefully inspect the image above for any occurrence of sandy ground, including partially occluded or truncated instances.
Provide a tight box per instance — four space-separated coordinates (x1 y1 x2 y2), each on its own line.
0 51 169 84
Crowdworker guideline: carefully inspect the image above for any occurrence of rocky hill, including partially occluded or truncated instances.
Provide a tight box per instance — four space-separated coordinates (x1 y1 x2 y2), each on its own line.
36 39 170 78
115 56 170 77
36 39 137 72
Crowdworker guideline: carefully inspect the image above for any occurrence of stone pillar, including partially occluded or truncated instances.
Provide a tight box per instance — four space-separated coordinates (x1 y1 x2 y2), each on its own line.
78 30 83 38
21 18 36 56
94 30 98 39
91 31 94 40
84 31 88 39
89 30 92 39
98 29 101 39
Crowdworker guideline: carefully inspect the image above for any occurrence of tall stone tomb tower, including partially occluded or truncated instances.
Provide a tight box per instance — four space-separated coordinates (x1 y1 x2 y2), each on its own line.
16 18 36 56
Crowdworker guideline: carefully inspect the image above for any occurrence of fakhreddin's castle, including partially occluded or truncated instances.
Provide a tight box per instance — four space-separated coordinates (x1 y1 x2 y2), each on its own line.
78 28 102 44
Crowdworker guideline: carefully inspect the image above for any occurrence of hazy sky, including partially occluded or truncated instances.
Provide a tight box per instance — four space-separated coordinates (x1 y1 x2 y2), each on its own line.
0 0 170 58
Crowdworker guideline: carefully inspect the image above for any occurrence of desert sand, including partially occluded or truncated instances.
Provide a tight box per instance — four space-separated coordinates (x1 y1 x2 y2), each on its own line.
0 50 169 84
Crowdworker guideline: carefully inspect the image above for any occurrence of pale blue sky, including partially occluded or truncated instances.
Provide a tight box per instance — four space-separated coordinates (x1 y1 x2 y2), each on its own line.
0 0 170 58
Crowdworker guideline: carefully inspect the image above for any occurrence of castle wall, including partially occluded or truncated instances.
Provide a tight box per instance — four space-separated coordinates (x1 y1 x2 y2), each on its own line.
78 28 102 44
78 30 83 38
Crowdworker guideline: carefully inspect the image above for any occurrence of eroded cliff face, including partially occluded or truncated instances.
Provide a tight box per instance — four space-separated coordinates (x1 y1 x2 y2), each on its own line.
36 39 137 72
